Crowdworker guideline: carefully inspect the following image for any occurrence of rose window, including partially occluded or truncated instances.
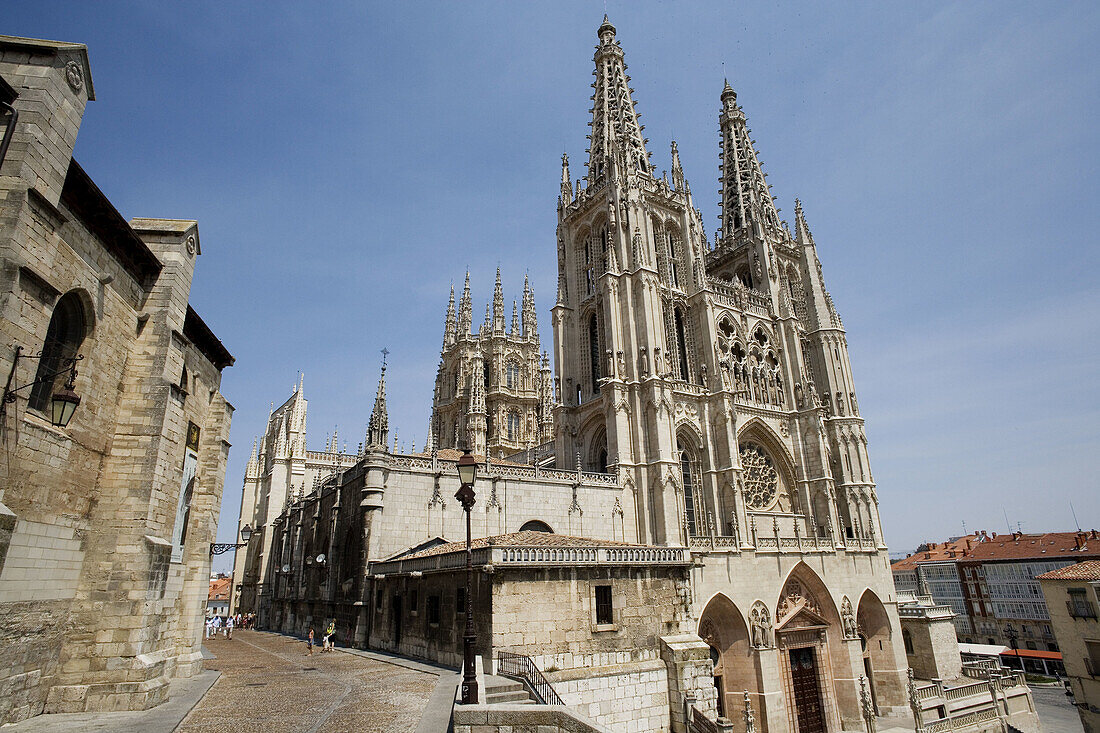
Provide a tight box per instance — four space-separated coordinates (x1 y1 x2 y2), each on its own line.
740 443 779 509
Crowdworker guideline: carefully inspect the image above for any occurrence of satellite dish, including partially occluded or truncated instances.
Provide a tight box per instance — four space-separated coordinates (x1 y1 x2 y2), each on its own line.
281 564 290 573
316 554 326 564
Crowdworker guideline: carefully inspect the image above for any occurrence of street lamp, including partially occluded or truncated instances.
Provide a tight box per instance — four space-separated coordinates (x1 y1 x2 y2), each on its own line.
455 448 478 704
211 523 253 556
2 346 83 427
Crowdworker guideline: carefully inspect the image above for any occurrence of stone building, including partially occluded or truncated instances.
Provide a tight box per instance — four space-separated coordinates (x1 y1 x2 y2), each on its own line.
432 270 554 460
893 530 1100 652
231 376 359 617
246 17 914 733
1038 560 1100 733
0 35 233 724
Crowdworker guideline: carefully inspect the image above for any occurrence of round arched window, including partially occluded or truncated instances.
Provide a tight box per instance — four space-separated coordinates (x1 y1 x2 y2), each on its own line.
739 442 779 509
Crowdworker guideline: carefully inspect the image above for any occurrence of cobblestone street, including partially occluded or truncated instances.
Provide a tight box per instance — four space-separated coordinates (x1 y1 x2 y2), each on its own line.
179 631 438 733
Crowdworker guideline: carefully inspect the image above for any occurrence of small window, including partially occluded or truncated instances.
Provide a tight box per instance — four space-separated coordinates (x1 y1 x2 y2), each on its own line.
410 589 419 614
595 585 613 625
428 595 441 625
456 587 466 614
903 628 914 654
376 588 384 612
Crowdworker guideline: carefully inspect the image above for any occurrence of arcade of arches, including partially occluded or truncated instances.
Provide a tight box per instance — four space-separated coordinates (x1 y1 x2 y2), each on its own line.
697 564 904 732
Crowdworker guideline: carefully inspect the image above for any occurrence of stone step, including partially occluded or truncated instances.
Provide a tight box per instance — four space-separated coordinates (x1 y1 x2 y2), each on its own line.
486 689 532 704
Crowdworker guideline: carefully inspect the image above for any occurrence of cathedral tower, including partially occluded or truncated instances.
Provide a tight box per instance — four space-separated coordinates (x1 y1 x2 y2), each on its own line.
554 18 882 552
433 271 553 459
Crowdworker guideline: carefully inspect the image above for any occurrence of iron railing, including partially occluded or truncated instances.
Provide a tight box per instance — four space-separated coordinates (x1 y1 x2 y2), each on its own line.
495 650 563 705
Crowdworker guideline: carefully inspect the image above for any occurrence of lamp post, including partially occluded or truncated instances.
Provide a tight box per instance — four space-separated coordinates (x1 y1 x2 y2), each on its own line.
455 448 478 704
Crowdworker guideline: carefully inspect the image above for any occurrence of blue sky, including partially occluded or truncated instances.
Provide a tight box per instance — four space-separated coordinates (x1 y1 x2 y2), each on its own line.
7 2 1099 571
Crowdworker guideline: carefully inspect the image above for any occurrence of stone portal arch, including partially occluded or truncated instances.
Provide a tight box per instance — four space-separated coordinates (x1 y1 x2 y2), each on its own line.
774 563 847 733
698 593 765 728
857 589 904 714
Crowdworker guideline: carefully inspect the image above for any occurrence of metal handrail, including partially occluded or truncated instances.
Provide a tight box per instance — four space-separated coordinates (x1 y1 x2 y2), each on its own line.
495 650 563 705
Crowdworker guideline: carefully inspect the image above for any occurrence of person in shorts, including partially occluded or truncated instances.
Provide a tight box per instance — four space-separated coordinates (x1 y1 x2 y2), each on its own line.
307 628 315 656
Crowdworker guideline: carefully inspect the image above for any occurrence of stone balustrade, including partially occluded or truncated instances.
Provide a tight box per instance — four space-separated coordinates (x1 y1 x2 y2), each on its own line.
370 544 690 577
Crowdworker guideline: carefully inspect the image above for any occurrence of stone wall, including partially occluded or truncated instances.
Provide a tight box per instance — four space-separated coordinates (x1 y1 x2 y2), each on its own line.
0 37 233 725
550 661 670 733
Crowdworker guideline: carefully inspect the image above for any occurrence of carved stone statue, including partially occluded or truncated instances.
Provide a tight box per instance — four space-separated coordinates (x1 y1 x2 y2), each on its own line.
841 597 858 639
749 603 771 649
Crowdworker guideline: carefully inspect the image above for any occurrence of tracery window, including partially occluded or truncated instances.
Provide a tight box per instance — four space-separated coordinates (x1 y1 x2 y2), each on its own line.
674 308 690 382
679 440 701 536
506 360 520 389
507 411 520 441
739 442 779 510
588 313 600 395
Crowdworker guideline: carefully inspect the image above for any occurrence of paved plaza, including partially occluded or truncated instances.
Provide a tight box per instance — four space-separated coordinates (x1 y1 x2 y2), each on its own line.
1032 684 1085 733
178 630 441 733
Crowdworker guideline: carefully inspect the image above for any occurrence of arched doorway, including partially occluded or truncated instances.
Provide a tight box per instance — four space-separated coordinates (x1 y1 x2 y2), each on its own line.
857 590 903 714
774 565 847 733
698 594 764 729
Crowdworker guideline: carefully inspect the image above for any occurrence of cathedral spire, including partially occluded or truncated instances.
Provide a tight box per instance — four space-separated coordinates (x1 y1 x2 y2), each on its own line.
522 273 537 338
586 16 650 187
794 198 815 247
670 140 685 191
492 267 505 331
366 350 389 448
444 283 457 348
458 271 472 334
246 437 259 479
560 153 573 206
718 78 782 245
511 300 520 334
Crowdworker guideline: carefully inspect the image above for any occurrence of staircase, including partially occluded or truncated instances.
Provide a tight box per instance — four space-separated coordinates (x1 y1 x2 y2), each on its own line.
484 674 536 705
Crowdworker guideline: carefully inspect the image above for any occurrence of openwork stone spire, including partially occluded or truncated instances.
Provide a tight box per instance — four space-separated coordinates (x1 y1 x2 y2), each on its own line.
560 153 572 205
366 350 389 448
670 140 685 191
794 198 815 247
522 273 537 337
718 79 782 244
443 283 456 348
458 270 472 333
492 267 505 331
586 16 650 187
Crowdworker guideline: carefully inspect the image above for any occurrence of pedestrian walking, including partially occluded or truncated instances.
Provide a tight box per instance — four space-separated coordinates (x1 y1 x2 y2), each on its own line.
225 614 234 640
212 615 222 638
307 628 315 656
322 620 335 652
204 616 213 639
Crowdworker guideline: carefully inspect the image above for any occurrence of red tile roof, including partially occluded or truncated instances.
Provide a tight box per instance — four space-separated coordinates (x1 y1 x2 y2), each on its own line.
1002 648 1062 661
1037 560 1100 581
397 531 643 560
892 531 1100 570
208 577 231 601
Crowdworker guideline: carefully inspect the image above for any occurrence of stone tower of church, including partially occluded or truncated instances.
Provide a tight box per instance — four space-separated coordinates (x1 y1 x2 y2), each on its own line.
432 270 554 458
553 16 879 552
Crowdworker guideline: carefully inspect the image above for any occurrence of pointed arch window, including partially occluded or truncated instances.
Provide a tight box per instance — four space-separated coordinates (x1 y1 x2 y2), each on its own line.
506 360 520 390
674 308 690 382
588 313 600 396
29 291 88 412
679 441 700 537
668 230 681 289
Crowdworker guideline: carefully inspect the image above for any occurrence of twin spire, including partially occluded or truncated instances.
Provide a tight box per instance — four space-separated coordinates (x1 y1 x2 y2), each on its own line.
718 77 783 244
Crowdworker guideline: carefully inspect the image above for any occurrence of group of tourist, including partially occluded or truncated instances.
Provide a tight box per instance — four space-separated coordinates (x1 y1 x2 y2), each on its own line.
204 612 257 640
306 620 337 656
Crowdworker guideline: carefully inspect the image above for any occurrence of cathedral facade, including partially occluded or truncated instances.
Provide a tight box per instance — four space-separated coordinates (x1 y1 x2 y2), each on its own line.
242 18 908 733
